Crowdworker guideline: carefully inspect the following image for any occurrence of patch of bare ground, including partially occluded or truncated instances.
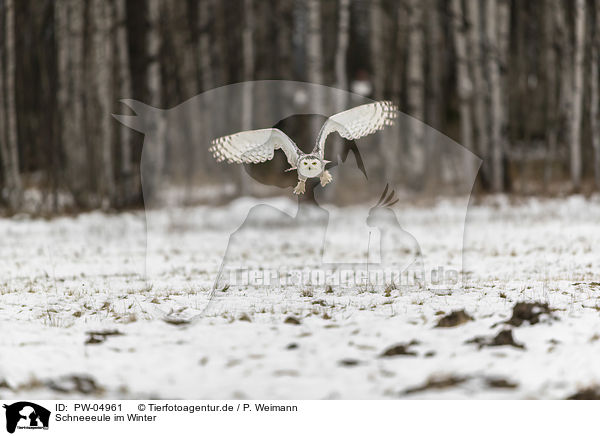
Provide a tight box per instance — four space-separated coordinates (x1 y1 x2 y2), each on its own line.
484 377 519 389
85 329 124 345
47 375 104 395
466 329 525 349
566 387 600 399
504 302 557 327
379 340 420 357
403 375 469 395
435 310 473 328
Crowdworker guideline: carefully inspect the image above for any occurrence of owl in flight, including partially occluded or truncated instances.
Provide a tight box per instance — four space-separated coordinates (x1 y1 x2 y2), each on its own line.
209 101 398 195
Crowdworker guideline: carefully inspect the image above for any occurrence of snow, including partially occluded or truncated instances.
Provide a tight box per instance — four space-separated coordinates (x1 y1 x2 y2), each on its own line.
1 195 600 399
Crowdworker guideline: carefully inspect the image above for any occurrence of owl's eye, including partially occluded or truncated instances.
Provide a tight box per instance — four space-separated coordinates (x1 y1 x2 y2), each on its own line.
312 162 317 165
303 162 308 165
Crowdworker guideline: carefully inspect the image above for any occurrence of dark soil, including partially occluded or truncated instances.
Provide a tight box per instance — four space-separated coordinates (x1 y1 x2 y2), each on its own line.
436 310 473 328
380 340 419 357
566 387 600 399
403 375 469 395
85 329 124 345
467 329 525 349
485 377 519 389
505 302 556 326
47 375 103 395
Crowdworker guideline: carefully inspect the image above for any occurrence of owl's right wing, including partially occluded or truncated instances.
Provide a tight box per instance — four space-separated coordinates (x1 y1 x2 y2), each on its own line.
312 101 398 159
209 128 301 168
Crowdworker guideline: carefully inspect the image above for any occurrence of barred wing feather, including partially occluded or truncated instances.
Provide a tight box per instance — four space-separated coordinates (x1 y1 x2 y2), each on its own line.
209 128 301 168
312 101 398 159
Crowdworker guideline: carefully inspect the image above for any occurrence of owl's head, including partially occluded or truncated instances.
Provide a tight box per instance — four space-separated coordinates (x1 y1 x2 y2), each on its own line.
297 155 324 178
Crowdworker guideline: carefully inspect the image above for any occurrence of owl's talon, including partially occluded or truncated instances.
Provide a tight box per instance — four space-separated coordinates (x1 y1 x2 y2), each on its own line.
293 180 306 195
320 170 332 187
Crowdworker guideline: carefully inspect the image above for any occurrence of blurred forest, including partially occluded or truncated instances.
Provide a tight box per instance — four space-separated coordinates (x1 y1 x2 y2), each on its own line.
0 0 599 213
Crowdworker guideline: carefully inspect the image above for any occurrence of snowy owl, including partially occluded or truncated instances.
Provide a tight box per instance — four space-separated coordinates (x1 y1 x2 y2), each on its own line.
209 101 398 194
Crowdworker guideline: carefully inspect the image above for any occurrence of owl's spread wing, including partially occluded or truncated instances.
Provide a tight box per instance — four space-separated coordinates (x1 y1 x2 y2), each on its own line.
312 101 398 159
209 128 301 168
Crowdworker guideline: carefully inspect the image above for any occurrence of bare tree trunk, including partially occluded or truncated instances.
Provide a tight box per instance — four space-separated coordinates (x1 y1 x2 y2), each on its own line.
147 0 162 110
277 0 294 81
242 0 254 131
238 0 255 195
327 0 350 200
423 0 443 190
592 0 600 189
570 0 585 191
197 0 214 178
91 0 115 207
198 0 213 92
406 0 424 123
425 0 442 130
486 0 509 192
556 0 572 190
0 0 23 210
56 0 88 206
307 0 324 133
406 0 425 189
370 0 390 183
393 4 409 106
466 0 489 184
335 0 350 101
450 0 474 157
144 0 166 201
543 0 558 190
114 0 134 204
370 0 385 101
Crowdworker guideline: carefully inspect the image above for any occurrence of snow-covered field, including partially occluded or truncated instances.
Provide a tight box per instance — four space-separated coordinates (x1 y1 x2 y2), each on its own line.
1 195 600 399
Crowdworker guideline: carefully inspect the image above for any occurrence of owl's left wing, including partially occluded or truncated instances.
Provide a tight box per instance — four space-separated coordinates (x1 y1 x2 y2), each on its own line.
209 128 301 168
312 101 398 159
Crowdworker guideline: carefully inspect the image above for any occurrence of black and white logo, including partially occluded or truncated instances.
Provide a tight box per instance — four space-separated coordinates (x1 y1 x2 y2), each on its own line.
3 402 50 434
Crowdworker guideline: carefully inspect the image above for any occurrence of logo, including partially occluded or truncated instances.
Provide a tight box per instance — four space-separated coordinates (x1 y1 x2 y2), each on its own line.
3 402 50 434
